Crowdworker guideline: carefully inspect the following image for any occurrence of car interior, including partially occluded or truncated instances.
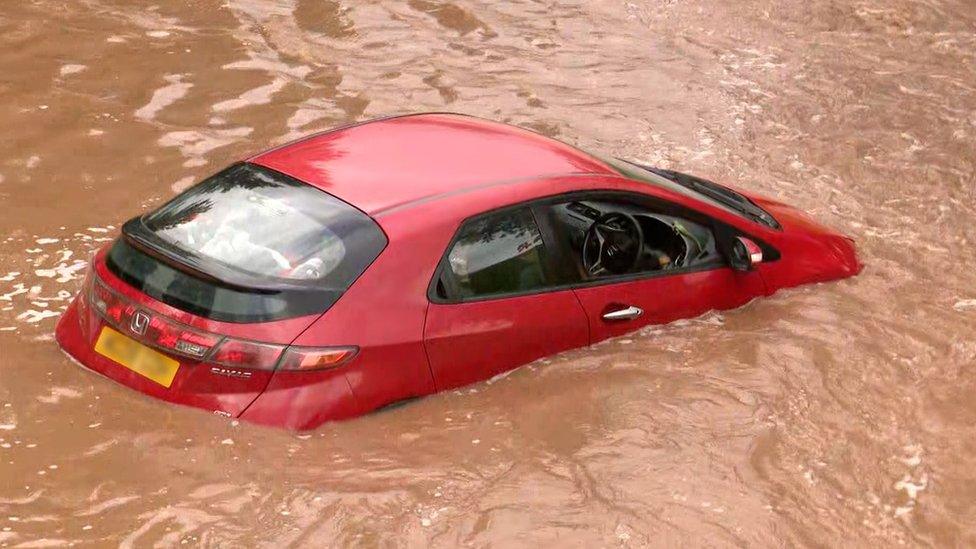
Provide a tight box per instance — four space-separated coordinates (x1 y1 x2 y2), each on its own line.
437 197 725 301
545 199 721 279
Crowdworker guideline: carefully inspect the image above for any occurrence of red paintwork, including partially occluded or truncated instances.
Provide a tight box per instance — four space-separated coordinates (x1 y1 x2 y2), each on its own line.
425 290 590 390
249 114 614 215
55 251 331 419
573 268 766 343
55 113 861 430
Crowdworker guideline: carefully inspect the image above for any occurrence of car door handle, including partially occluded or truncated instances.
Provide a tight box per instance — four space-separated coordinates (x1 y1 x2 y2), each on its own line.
602 305 643 321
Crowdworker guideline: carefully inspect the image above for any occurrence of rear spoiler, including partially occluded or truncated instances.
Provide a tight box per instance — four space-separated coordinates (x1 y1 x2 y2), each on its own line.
121 217 317 294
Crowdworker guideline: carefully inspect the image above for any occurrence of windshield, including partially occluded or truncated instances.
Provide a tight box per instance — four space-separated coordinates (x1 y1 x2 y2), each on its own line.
600 156 780 229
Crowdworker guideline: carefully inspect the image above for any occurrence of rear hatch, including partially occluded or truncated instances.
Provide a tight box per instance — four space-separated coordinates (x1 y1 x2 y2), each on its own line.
71 163 386 416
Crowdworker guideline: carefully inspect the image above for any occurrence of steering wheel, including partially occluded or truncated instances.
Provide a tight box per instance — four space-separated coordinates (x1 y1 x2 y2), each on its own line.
582 212 644 276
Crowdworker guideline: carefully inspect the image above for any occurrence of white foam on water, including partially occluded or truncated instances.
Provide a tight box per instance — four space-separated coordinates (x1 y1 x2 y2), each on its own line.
134 74 193 121
145 30 171 38
953 299 976 311
59 64 86 77
1 284 28 301
486 367 518 385
894 474 927 500
16 310 60 323
33 260 85 283
158 126 253 168
36 387 83 405
171 176 195 193
212 78 289 113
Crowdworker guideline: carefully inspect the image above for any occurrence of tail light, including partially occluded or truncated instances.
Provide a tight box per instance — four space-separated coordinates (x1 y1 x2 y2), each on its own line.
206 343 357 371
279 346 358 371
89 273 357 372
210 339 284 370
90 275 221 358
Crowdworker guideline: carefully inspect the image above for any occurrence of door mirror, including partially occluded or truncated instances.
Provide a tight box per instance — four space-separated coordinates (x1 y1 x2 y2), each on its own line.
729 236 763 271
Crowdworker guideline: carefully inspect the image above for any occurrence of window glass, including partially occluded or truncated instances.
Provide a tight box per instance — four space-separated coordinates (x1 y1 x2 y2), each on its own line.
445 208 550 298
108 163 387 322
143 163 384 284
597 156 779 229
539 196 721 281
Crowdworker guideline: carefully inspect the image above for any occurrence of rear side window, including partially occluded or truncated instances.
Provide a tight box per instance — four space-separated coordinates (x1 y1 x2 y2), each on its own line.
108 163 386 322
441 208 551 300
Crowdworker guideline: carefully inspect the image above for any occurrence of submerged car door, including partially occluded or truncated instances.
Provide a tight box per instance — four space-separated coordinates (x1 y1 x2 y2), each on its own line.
535 192 768 343
423 206 589 391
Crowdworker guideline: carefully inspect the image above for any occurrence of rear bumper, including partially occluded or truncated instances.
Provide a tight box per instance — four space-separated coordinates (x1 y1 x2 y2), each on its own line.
56 297 267 419
56 295 361 430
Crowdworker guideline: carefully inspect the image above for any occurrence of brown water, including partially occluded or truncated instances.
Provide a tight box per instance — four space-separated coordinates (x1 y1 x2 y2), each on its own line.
1 0 975 546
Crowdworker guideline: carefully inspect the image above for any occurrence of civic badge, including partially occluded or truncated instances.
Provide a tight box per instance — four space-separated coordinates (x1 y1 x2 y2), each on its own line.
130 310 150 335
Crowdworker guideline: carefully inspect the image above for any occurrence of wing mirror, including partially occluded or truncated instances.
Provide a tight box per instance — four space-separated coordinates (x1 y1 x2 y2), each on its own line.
729 236 763 272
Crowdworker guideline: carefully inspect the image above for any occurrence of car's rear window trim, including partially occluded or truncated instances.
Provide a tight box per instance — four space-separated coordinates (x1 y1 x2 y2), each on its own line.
122 225 263 292
122 218 328 294
105 238 345 323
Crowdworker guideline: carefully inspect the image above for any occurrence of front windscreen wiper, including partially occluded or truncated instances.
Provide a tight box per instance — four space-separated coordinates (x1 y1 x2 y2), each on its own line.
642 166 781 230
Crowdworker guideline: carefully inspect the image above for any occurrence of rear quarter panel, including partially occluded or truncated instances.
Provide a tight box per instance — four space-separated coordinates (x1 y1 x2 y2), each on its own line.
285 202 454 416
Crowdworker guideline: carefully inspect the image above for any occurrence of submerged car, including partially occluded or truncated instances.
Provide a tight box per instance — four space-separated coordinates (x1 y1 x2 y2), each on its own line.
55 113 861 430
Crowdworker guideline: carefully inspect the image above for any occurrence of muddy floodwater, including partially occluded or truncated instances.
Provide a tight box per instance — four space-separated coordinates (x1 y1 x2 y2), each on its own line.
1 0 975 546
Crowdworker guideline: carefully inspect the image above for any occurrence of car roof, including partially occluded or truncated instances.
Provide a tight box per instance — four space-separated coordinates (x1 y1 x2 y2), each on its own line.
249 113 617 215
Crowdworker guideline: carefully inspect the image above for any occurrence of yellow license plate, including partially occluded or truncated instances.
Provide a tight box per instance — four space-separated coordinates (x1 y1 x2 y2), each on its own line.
94 326 180 388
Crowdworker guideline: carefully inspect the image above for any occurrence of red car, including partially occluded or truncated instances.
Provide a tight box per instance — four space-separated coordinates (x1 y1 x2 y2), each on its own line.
55 113 861 430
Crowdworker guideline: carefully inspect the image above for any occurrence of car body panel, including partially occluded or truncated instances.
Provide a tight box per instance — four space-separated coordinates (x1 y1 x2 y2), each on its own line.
746 197 861 291
54 113 862 430
573 267 766 343
238 368 359 430
278 206 449 420
424 290 590 390
57 290 275 418
249 114 615 215
55 250 326 418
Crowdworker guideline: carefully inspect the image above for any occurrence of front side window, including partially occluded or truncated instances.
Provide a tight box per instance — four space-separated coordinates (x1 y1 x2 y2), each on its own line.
442 208 551 299
536 195 722 281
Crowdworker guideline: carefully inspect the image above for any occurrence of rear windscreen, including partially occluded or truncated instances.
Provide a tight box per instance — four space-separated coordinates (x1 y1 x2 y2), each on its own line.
107 163 387 322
